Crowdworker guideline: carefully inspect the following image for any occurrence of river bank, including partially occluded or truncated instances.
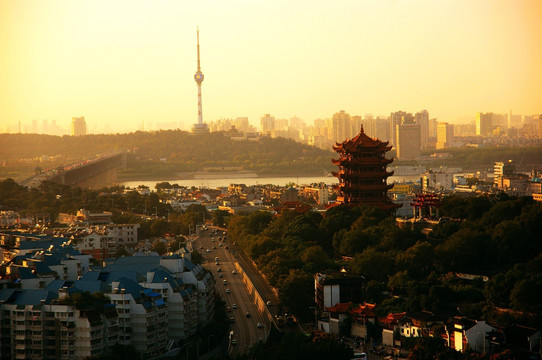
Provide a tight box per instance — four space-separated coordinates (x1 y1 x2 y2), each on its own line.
120 174 421 189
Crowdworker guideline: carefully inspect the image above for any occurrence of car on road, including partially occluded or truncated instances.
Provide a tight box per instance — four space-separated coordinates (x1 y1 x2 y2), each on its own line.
245 312 251 318
231 270 237 274
223 280 227 285
206 249 211 253
218 273 224 278
217 267 221 272
232 304 237 309
231 339 237 346
227 306 232 312
229 317 235 323
225 245 229 249
219 243 223 247
351 353 367 360
257 322 263 328
226 288 231 294
215 257 219 261
266 301 272 306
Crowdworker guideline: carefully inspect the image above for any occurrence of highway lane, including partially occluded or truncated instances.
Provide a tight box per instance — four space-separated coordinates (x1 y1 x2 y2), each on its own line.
194 228 267 358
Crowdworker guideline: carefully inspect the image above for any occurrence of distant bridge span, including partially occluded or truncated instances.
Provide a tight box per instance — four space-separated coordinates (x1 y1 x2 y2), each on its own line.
21 152 127 190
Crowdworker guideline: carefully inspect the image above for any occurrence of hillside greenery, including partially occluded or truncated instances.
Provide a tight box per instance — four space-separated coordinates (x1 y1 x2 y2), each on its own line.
227 196 542 328
0 131 334 180
2 132 542 181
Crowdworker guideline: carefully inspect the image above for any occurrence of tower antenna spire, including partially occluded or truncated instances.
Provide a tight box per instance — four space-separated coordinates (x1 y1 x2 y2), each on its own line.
197 27 201 72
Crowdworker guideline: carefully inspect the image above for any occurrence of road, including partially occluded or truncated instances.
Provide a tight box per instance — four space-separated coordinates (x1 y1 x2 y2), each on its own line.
193 228 269 358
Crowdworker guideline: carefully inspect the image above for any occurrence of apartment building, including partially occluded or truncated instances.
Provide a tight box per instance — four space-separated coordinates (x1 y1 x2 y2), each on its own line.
0 249 214 359
0 290 118 360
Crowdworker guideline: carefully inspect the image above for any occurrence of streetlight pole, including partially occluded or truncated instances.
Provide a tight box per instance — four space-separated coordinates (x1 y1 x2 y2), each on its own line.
309 307 318 330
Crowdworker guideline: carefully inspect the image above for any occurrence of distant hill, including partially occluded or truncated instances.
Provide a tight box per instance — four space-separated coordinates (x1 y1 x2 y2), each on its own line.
0 131 335 180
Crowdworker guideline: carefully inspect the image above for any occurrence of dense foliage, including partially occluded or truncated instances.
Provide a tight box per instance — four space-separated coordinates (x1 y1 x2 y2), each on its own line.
426 145 542 171
241 330 354 360
228 197 542 327
0 179 220 241
0 131 334 180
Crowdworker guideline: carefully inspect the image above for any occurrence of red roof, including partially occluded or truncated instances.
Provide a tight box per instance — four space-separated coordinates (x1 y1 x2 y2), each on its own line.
325 302 352 313
379 312 407 325
349 302 377 318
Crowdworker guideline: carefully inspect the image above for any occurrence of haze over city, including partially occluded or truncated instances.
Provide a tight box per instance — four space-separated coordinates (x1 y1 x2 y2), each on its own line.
1 0 541 134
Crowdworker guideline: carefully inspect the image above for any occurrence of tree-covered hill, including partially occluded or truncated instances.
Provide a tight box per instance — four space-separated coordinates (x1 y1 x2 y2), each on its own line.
228 196 542 328
427 145 542 171
0 131 334 180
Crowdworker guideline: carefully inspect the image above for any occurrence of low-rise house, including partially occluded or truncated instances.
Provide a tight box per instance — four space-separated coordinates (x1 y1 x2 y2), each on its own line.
399 310 445 338
380 312 406 346
504 324 541 356
314 273 364 310
350 303 377 339
446 317 494 354
318 302 352 335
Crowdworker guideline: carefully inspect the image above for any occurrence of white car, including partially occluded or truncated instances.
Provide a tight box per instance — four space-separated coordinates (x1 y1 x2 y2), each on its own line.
257 322 263 328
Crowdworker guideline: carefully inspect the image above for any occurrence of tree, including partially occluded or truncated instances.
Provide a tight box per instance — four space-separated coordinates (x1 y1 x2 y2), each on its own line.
351 248 394 282
212 209 230 227
278 269 314 322
510 273 542 313
151 240 167 255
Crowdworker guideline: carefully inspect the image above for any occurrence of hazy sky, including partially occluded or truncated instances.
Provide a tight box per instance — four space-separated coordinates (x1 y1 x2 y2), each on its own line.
1 0 541 134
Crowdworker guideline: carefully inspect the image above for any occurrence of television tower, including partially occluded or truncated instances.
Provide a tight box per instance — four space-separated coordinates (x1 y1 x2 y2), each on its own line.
191 27 209 134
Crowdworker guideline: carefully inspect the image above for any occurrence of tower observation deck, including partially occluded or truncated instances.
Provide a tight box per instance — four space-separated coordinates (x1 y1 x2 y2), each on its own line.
191 28 209 134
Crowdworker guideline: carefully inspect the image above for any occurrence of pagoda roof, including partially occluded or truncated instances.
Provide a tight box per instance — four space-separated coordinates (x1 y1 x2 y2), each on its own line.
333 126 390 152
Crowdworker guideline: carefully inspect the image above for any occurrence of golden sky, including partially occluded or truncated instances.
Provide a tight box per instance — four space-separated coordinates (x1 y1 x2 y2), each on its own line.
1 0 541 134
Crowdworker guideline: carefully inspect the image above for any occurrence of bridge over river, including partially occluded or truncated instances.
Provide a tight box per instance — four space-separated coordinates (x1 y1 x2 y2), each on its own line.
20 152 127 189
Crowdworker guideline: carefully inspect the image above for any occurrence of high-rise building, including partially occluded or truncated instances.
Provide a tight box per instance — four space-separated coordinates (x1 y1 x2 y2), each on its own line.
415 110 429 149
390 111 413 146
436 122 454 149
289 116 305 130
71 116 87 136
232 117 251 133
428 118 438 141
191 28 209 134
476 112 508 136
396 118 421 160
274 118 288 131
332 110 352 142
42 119 49 134
331 125 399 211
260 114 275 134
494 160 515 188
374 116 390 142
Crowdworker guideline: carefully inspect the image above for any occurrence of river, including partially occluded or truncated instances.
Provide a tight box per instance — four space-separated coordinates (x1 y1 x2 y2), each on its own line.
121 174 421 189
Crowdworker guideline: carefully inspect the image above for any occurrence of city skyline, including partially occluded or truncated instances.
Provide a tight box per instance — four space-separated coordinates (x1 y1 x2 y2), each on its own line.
1 0 541 134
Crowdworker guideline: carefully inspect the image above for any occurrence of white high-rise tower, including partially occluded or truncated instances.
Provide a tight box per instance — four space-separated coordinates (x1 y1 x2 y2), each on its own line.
191 28 209 134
